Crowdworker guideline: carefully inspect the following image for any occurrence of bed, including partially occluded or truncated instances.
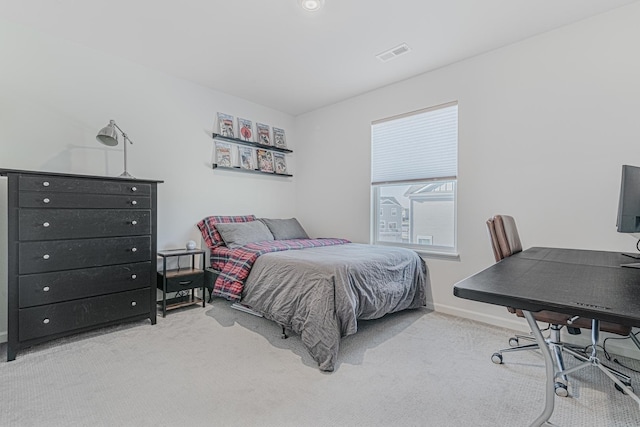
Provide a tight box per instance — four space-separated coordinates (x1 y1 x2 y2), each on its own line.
197 215 429 371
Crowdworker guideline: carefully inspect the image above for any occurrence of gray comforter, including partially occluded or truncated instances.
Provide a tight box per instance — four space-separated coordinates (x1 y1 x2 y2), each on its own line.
240 243 429 371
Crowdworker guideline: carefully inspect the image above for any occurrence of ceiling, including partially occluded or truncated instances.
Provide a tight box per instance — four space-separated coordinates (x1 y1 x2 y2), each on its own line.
1 0 637 116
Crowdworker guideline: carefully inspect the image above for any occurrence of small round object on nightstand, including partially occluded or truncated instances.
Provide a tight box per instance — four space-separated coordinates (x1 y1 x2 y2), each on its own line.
186 240 196 250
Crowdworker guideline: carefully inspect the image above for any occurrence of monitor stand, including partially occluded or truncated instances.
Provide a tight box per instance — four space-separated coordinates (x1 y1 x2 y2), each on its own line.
621 262 640 269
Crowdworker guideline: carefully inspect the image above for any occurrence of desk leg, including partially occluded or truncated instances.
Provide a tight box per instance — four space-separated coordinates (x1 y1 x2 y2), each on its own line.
522 310 555 427
162 257 167 318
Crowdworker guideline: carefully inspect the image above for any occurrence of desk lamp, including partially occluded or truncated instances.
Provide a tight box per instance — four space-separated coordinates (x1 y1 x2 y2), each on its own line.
96 120 135 178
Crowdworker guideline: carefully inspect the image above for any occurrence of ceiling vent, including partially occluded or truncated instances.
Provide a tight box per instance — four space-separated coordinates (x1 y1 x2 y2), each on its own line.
376 43 411 62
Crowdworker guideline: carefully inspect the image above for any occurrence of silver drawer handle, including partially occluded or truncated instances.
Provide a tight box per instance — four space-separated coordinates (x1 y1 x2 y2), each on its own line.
43 286 50 292
43 254 50 260
131 247 137 252
43 222 50 228
131 220 138 225
43 318 50 324
43 198 50 204
43 181 50 187
179 280 193 285
131 274 137 279
131 200 137 206
131 301 137 307
131 186 137 192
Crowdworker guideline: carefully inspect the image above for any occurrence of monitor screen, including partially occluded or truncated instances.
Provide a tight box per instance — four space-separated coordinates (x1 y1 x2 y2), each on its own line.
617 165 640 233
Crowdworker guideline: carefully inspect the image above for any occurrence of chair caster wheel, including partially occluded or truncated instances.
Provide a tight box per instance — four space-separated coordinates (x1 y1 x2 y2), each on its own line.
491 353 503 364
554 381 569 397
615 381 633 394
508 337 519 347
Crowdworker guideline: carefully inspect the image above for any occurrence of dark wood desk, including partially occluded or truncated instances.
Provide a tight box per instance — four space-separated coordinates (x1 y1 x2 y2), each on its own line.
454 247 640 426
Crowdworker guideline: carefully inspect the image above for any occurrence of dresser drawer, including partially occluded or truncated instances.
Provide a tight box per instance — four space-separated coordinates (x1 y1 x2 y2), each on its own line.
19 175 150 196
19 191 150 209
18 288 151 341
19 236 152 274
158 269 204 293
19 262 152 308
19 209 151 241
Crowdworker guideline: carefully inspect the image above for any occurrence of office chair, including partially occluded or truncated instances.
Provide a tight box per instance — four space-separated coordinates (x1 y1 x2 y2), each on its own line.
487 214 638 397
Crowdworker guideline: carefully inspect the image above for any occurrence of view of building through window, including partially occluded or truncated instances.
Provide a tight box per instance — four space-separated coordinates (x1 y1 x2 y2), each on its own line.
377 181 455 247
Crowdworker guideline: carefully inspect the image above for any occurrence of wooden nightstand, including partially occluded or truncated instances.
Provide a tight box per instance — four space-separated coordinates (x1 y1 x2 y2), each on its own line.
157 248 206 317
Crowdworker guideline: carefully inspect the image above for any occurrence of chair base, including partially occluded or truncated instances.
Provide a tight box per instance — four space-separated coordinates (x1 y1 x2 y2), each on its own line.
492 324 638 400
555 320 640 406
492 328 575 397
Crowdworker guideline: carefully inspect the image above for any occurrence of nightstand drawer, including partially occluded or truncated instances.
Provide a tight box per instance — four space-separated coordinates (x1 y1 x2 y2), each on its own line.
158 269 204 293
19 262 152 308
19 236 152 274
19 209 151 240
18 288 150 341
19 175 150 196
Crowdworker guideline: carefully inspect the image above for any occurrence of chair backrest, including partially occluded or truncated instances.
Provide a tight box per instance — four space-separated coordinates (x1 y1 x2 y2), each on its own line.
486 215 523 262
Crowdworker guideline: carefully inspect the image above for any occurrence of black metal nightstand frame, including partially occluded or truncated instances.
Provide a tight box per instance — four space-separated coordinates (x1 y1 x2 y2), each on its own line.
157 248 206 317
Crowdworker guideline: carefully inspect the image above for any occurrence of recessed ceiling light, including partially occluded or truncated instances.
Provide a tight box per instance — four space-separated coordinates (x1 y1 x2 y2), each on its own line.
299 0 325 12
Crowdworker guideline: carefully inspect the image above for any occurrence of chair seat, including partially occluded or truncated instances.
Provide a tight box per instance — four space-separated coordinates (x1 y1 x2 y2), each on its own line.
510 308 632 336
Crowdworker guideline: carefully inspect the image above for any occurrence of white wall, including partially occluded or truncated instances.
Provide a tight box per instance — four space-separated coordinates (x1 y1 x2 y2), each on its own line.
0 21 297 342
295 2 640 351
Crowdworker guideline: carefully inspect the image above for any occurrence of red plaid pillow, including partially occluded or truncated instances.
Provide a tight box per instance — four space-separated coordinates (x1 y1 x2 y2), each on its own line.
196 215 256 248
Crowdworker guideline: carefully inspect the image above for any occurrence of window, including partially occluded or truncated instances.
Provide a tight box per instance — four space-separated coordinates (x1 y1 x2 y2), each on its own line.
371 102 458 254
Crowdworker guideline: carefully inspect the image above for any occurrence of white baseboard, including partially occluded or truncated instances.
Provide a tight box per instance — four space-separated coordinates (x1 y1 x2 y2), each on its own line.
433 303 640 361
433 302 530 332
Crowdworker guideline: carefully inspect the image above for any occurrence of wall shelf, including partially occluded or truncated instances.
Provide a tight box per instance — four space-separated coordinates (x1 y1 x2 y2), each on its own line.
212 132 292 177
211 163 293 177
212 133 293 154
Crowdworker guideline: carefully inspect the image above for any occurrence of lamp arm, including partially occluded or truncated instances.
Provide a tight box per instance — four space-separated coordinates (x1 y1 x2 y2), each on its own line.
111 121 134 145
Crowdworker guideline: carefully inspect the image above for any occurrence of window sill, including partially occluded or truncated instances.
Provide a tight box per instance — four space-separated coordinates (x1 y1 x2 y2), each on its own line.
372 242 460 261
414 249 460 261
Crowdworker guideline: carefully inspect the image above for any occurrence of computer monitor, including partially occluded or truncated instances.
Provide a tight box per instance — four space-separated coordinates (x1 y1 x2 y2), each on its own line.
617 165 640 232
616 164 640 264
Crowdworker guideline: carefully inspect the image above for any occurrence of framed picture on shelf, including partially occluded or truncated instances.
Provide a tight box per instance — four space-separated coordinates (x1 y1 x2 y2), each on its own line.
256 149 274 173
239 146 256 170
217 112 235 138
273 127 287 149
273 152 287 175
256 123 271 146
216 142 233 167
237 117 253 142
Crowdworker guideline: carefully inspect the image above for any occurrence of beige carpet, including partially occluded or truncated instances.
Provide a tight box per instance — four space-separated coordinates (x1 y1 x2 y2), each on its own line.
1 299 640 426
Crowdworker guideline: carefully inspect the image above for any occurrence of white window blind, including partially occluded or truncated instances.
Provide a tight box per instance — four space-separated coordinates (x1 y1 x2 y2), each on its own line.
371 102 458 185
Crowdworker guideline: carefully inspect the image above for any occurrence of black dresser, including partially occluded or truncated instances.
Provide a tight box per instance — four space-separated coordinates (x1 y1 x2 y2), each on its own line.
0 169 162 361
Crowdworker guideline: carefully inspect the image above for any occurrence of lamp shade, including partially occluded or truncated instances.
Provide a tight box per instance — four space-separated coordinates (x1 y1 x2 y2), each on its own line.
96 121 119 146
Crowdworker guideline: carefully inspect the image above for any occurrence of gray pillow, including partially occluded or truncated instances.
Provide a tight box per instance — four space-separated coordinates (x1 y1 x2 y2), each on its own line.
215 220 274 249
260 218 309 240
